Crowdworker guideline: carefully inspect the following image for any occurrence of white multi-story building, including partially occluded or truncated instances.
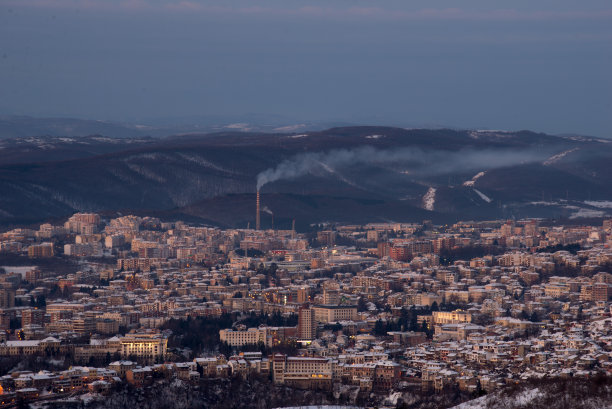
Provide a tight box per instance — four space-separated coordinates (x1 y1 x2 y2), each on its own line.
219 327 267 347
272 354 333 387
120 333 167 363
312 305 358 323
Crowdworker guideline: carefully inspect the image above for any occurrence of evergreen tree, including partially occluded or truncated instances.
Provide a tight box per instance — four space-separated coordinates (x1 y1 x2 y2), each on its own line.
374 319 386 336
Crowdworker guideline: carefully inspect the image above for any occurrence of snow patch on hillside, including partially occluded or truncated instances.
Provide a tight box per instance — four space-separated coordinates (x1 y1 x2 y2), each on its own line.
469 130 513 139
474 189 492 203
176 153 237 174
317 161 360 188
125 163 167 183
273 124 306 132
423 187 436 211
1 266 38 277
529 201 562 206
524 200 610 219
225 123 251 131
543 148 579 165
584 201 612 209
569 208 606 219
365 134 385 139
463 171 486 187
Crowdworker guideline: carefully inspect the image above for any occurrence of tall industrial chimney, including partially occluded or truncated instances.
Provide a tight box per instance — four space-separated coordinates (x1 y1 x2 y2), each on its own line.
256 190 261 230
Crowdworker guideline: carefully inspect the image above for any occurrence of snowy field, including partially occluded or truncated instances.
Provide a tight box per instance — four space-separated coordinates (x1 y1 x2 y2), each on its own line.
1 266 38 277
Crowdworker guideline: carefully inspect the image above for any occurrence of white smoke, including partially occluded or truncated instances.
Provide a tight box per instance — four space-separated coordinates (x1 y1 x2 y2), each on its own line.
261 206 273 215
256 146 547 190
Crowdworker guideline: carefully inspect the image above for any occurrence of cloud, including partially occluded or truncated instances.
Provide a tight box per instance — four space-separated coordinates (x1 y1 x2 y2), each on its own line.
6 1 612 22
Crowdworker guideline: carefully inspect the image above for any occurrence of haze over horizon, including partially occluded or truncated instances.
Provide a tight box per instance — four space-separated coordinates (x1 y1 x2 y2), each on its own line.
1 0 611 137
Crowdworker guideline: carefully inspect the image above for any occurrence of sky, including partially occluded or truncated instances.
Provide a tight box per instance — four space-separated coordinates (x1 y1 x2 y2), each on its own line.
1 0 611 136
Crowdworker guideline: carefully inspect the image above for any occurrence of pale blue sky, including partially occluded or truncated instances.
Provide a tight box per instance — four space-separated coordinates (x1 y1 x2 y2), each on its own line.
1 0 611 136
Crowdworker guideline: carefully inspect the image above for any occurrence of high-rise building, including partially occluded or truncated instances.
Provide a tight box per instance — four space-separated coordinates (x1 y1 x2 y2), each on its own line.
593 283 610 302
25 269 42 284
64 213 100 234
27 243 54 258
297 305 315 340
316 231 336 246
72 317 96 335
0 289 15 308
323 288 340 305
21 309 45 327
524 220 539 236
500 221 514 237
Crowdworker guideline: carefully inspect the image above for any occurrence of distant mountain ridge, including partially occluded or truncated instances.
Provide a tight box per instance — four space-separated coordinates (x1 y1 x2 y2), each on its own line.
0 115 158 139
0 126 610 228
0 115 345 140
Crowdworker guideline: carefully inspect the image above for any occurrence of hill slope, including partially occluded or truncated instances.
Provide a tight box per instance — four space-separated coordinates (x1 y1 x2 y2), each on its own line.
0 127 610 227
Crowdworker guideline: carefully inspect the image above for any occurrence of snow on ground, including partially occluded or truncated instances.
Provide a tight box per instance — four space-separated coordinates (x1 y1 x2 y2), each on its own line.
525 201 609 218
224 123 251 131
171 378 185 387
384 391 403 406
273 124 306 132
46 358 64 366
176 153 236 174
584 200 612 209
463 171 486 187
469 130 514 139
474 189 492 203
451 394 487 409
543 148 579 165
79 393 102 404
423 187 436 211
569 208 607 219
514 388 543 406
589 318 612 332
274 406 360 409
451 388 542 409
529 201 562 206
1 266 38 277
317 161 361 189
287 134 308 138
365 134 385 139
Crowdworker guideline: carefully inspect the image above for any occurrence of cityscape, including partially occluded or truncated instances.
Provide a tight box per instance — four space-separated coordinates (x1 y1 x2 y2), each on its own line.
0 211 611 408
2 0 612 408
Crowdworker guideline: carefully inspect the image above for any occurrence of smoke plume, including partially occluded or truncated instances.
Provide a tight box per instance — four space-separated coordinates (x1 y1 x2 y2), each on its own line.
256 146 547 190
